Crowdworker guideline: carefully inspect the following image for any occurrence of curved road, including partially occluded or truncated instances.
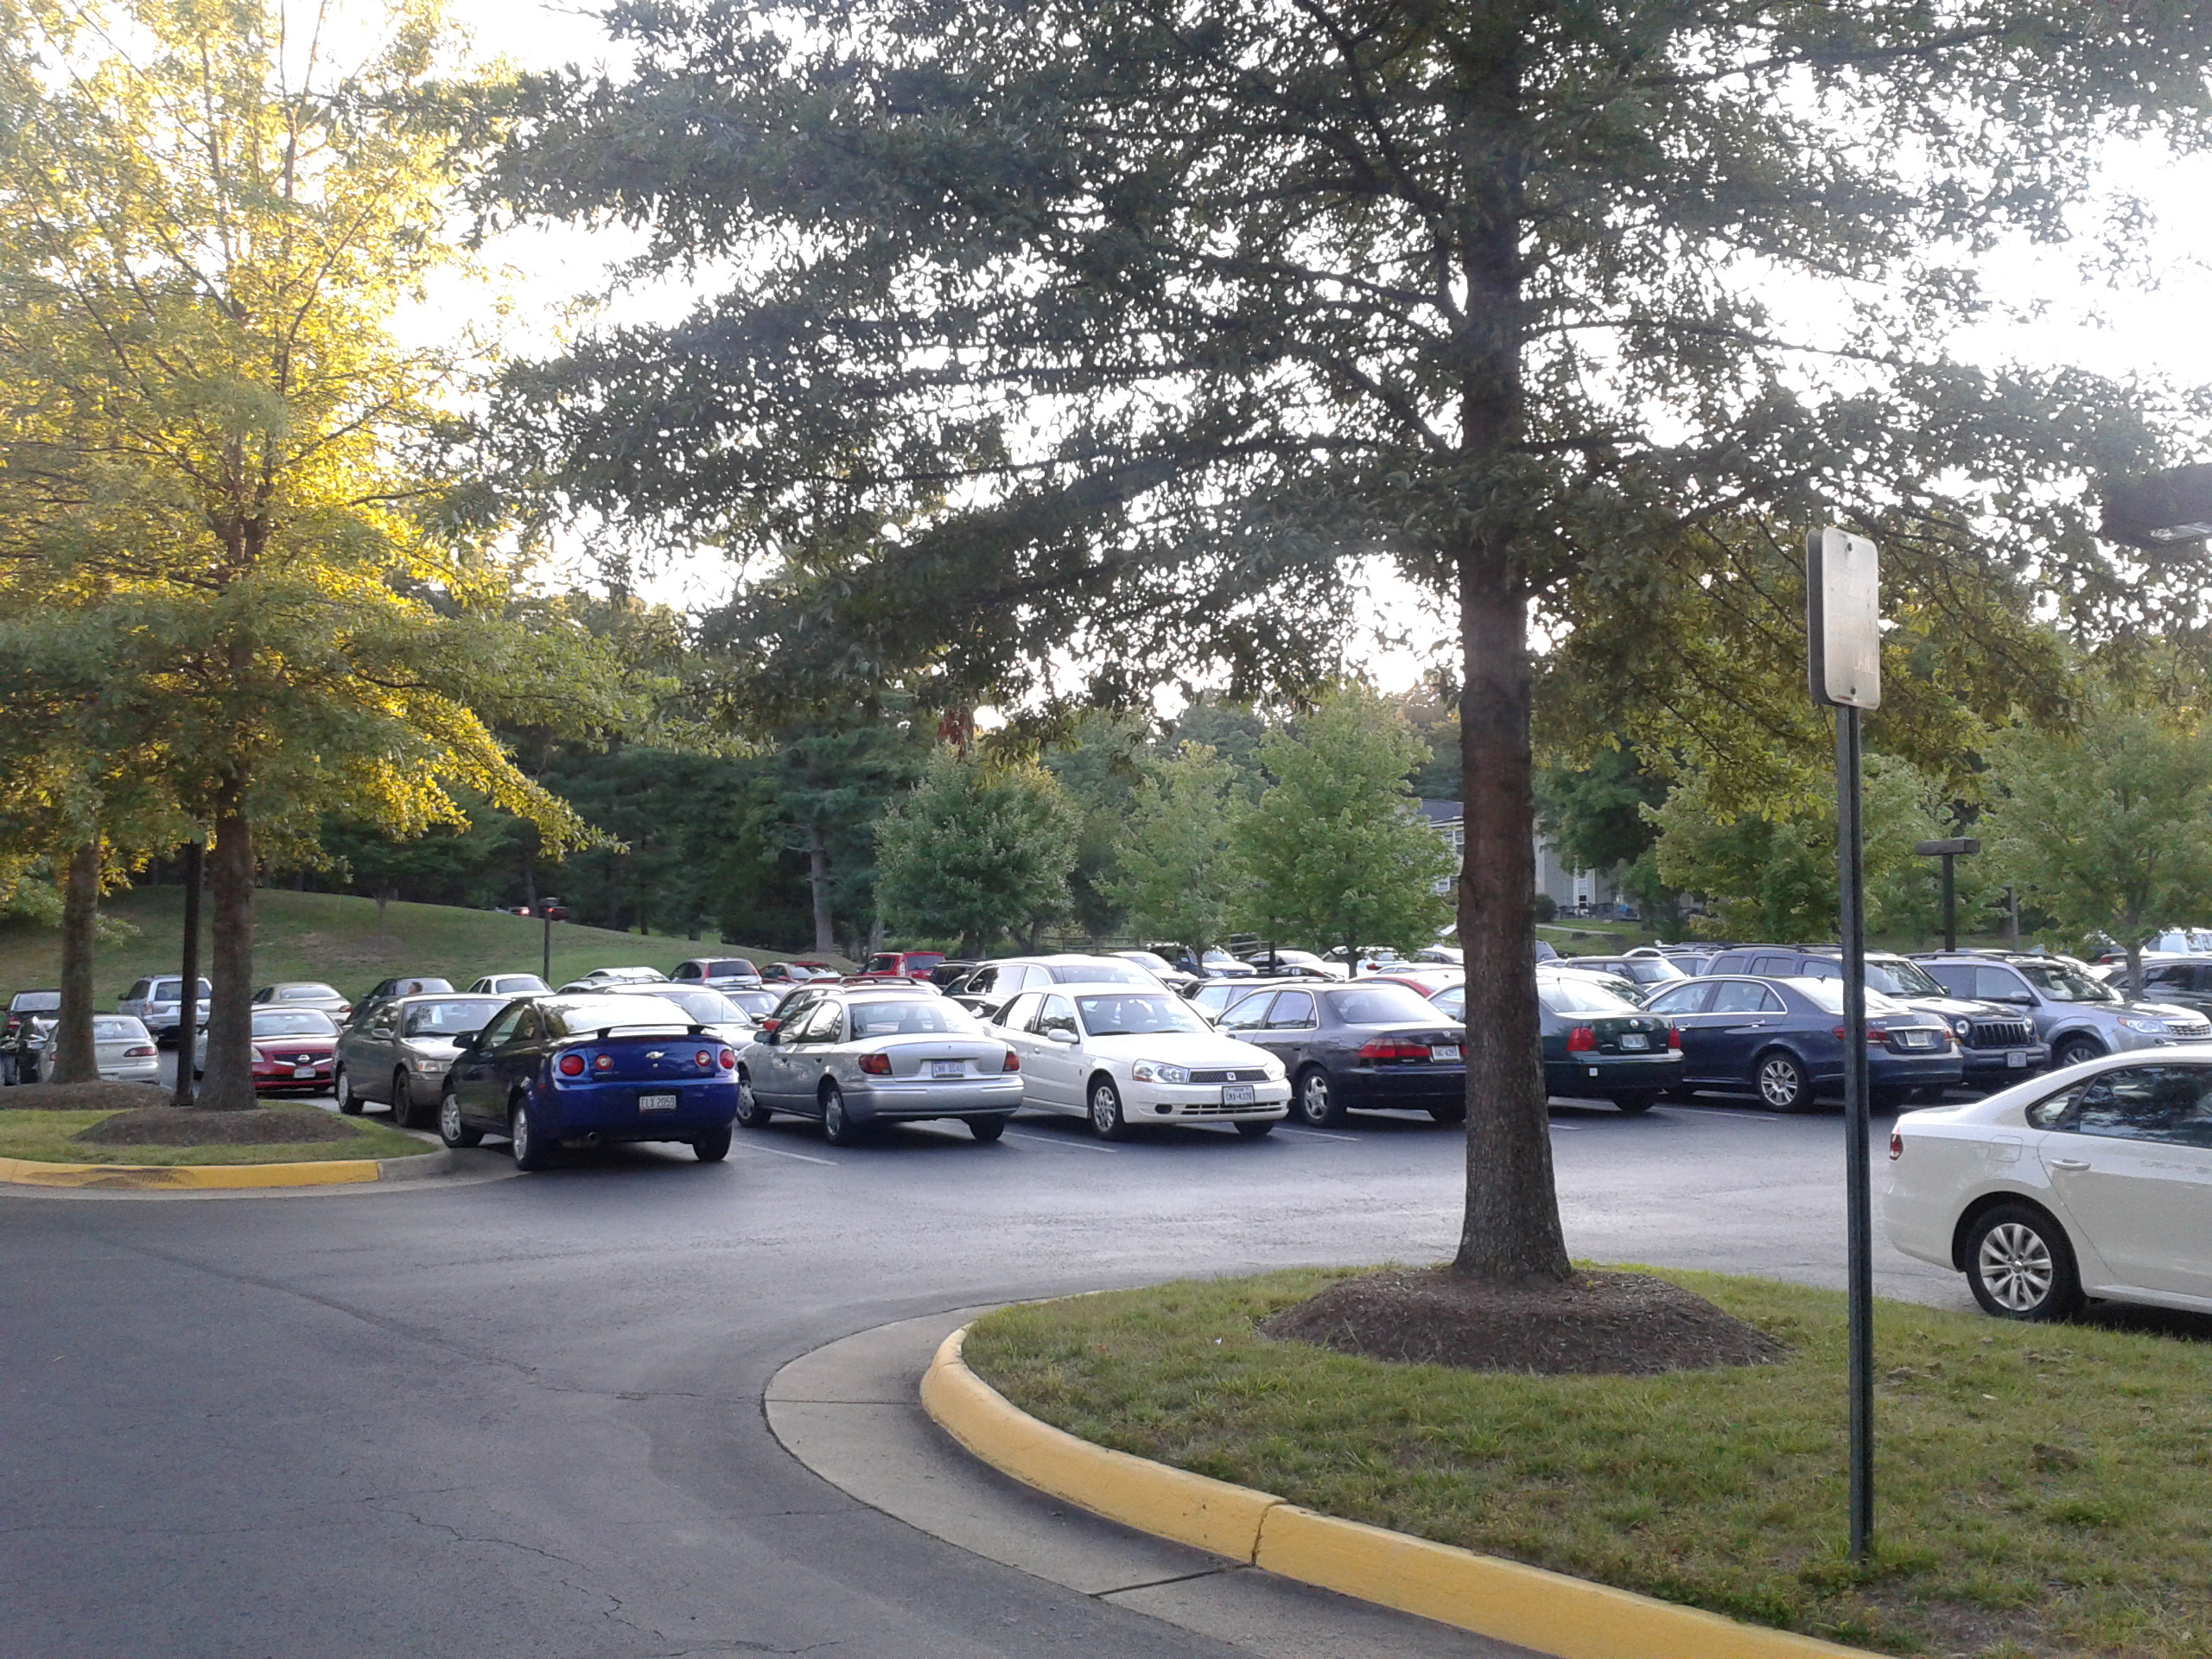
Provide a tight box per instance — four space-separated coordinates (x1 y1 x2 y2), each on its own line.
1 1101 1959 1656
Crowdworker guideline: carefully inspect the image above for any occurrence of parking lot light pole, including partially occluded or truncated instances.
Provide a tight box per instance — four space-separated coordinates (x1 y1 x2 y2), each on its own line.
541 905 568 984
1808 525 1880 1564
1913 837 1980 951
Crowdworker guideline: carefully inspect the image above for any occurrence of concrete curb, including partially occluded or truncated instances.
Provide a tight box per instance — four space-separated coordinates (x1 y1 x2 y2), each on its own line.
0 1146 454 1190
923 1325 1879 1659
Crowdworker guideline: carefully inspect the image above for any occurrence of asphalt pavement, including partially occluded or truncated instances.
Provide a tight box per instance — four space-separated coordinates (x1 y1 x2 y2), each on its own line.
1 1085 1968 1657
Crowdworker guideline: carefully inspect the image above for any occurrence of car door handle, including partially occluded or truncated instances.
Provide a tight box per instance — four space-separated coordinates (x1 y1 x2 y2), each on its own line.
2050 1158 2090 1170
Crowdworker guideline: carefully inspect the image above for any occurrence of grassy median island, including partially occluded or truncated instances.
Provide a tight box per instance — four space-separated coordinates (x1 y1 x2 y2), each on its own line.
0 1099 426 1166
963 1268 2212 1658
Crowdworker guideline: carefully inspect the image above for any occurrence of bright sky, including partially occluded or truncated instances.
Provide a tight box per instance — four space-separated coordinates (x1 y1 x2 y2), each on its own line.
449 3 2212 696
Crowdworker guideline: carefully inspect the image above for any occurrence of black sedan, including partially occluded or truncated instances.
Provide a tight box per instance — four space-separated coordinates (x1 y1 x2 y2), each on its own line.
1530 976 1679 1112
1218 981 1465 1126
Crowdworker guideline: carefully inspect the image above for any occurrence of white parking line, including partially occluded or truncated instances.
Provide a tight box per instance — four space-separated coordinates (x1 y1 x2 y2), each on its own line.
1000 1128 1120 1154
1688 1109 1783 1122
736 1141 841 1166
1276 1126 1358 1142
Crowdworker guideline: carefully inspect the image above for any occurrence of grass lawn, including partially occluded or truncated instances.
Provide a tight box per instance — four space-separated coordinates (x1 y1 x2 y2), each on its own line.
0 1109 429 1165
964 1268 2212 1658
0 886 830 1007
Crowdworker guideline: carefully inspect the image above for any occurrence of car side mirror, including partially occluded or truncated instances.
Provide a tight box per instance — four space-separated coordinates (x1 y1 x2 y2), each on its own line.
761 1029 781 1046
1047 1027 1079 1045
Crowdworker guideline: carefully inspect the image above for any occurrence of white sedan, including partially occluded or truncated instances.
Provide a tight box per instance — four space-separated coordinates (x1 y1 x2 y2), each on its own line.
1885 1048 2212 1319
990 982 1288 1139
35 1014 162 1084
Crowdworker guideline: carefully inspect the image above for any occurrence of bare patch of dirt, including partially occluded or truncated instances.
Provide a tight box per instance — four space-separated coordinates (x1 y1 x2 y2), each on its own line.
71 1106 363 1146
5 1080 173 1113
1257 1267 1786 1376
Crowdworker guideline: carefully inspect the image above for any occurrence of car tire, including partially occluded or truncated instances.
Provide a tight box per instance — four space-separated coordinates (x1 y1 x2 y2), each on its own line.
1088 1076 1132 1141
1294 1066 1345 1128
693 1128 732 1162
390 1071 416 1129
1613 1093 1658 1116
734 1072 772 1128
1234 1119 1275 1139
2 1053 16 1086
438 1088 482 1148
1754 1051 1814 1113
334 1065 363 1116
1427 1101 1466 1124
1964 1203 2083 1321
821 1082 864 1147
2054 1037 2103 1070
509 1094 553 1171
969 1115 1008 1142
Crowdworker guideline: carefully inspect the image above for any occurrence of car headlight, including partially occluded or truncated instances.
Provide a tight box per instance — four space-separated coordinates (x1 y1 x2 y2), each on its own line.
1131 1060 1191 1084
1262 1061 1285 1082
2122 1017 2166 1034
412 1057 445 1071
1951 1018 1969 1037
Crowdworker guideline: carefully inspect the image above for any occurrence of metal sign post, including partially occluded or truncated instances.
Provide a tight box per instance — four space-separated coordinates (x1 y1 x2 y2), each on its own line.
1808 525 1880 1563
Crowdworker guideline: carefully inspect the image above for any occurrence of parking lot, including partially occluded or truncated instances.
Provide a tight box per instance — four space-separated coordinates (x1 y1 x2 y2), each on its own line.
2 1081 1969 1659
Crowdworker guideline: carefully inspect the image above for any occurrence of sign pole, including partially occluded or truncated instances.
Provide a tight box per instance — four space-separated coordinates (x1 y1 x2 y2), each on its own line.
1808 525 1880 1565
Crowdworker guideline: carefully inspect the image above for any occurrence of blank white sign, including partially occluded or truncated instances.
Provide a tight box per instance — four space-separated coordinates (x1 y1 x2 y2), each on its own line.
1808 527 1881 710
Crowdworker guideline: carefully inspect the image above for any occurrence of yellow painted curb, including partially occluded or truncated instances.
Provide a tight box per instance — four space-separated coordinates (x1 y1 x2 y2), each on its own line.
923 1324 1878 1659
0 1154 383 1189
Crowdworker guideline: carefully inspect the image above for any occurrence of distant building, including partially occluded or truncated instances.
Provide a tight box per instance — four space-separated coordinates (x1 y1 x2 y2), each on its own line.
1419 801 1619 913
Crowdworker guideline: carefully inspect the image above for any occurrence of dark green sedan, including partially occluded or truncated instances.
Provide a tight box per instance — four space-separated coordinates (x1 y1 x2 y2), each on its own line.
1434 974 1680 1113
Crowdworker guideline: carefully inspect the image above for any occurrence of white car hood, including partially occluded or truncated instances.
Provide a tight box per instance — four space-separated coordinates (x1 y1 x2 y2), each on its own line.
1083 1031 1277 1068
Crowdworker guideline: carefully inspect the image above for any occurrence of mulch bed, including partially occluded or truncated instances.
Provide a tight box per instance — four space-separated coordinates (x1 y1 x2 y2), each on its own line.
71 1106 364 1147
4 1081 174 1113
1256 1267 1787 1376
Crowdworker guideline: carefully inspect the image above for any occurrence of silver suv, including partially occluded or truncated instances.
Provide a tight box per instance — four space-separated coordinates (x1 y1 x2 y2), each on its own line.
119 975 210 1046
1915 951 2212 1071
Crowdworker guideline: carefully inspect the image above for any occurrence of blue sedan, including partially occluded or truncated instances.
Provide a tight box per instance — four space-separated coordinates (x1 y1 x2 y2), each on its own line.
439 993 741 1170
1638 976 1961 1112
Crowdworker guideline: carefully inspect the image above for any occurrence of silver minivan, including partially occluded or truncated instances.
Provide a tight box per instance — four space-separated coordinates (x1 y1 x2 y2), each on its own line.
118 975 210 1046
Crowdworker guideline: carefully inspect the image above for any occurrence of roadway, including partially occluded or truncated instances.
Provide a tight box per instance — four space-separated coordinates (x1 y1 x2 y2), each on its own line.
0 1091 1965 1657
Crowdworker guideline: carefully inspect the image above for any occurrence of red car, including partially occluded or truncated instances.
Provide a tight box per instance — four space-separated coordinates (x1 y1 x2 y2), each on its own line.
194 1007 340 1094
848 950 947 984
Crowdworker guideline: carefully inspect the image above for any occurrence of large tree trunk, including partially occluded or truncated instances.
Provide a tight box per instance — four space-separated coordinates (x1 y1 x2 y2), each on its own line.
49 839 101 1084
199 804 257 1110
1452 552 1573 1283
806 824 835 954
170 842 203 1109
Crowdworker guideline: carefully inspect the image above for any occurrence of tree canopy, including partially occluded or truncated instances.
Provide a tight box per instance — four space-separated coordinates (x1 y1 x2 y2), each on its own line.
874 751 1081 956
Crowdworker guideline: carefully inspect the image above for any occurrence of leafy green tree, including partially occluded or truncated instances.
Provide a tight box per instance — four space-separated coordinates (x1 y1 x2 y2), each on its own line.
1536 749 1678 932
1233 690 1452 963
1041 709 1150 943
1106 744 1249 958
874 752 1081 956
496 0 2212 1278
1981 695 2212 995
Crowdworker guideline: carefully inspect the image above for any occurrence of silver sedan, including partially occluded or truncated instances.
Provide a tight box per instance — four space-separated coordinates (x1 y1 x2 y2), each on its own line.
334 995 508 1127
737 991 1023 1146
34 1014 162 1084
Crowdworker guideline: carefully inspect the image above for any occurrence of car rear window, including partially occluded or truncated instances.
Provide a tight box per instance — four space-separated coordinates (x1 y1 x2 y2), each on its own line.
652 988 751 1026
251 1010 338 1036
93 1016 146 1041
13 991 61 1012
848 999 982 1038
282 984 340 1000
702 960 755 976
1325 984 1447 1024
1540 979 1643 1014
550 995 694 1034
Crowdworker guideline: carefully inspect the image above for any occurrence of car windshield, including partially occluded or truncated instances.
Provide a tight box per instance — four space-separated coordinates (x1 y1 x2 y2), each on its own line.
651 988 751 1026
1431 986 1465 1019
15 991 60 1011
727 989 779 1016
404 1000 501 1038
1120 952 1175 974
280 983 340 1000
1789 979 1907 1017
550 995 693 1034
848 999 982 1038
93 1017 143 1040
1325 984 1448 1024
1540 978 1643 1014
1048 961 1149 984
1624 958 1687 983
1077 993 1209 1036
2015 961 2117 1003
251 1010 337 1036
1866 957 1948 998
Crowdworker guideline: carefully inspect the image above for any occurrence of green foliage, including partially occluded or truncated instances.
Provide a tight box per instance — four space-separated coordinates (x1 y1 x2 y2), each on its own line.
1104 744 1249 957
1536 749 1678 930
1980 689 2212 979
1040 709 1149 942
874 750 1081 953
1232 689 1452 958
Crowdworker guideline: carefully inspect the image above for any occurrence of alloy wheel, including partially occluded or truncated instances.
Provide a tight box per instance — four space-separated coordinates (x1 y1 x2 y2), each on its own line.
1977 1222 2056 1314
1757 1056 1806 1111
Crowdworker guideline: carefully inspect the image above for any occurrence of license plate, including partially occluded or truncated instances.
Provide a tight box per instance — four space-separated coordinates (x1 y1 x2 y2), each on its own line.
1618 1033 1649 1052
931 1059 964 1078
639 1092 677 1112
2007 1049 2029 1068
1899 1031 1933 1049
292 1065 316 1078
1429 1045 1462 1063
1222 1083 1255 1105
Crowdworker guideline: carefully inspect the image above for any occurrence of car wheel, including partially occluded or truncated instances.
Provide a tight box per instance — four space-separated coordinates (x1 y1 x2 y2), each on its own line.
1964 1204 2083 1321
2 1053 16 1086
509 1094 553 1171
1234 1119 1275 1139
1613 1093 1657 1116
390 1071 416 1129
969 1115 1008 1142
334 1065 363 1116
2054 1037 2103 1070
1754 1052 1814 1113
821 1082 864 1147
693 1127 732 1162
1294 1066 1345 1128
1088 1076 1132 1141
1427 1101 1466 1124
734 1071 772 1128
438 1088 482 1148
